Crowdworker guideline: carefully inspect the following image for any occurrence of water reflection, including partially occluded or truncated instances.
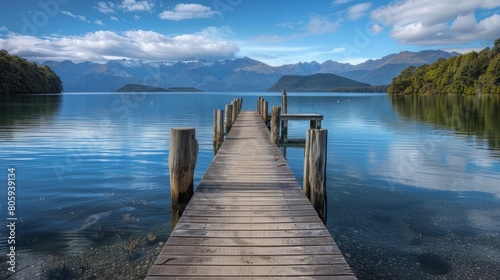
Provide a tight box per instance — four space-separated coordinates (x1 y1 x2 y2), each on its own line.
390 95 500 151
0 94 62 137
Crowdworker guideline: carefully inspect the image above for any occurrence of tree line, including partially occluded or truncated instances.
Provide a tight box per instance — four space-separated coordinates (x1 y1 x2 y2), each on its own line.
388 39 500 95
0 50 63 94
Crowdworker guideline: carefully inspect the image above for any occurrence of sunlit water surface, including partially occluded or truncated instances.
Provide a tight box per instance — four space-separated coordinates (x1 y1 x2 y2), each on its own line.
1 92 499 279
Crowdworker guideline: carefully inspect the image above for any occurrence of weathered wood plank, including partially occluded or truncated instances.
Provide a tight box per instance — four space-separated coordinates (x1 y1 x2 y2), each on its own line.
174 222 327 231
154 254 347 265
146 111 355 279
148 264 353 277
164 236 337 247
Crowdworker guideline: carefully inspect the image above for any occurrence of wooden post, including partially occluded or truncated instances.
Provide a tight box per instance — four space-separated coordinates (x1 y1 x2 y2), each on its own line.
263 100 269 126
303 129 328 223
282 90 287 114
169 128 198 227
225 104 233 134
213 109 224 154
257 97 261 116
270 106 281 144
238 98 243 112
231 100 237 124
259 98 264 118
281 90 288 143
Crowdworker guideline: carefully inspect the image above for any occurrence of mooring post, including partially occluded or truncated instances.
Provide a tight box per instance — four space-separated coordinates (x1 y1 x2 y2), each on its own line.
281 90 288 143
257 97 261 116
238 98 243 112
263 100 269 127
213 109 224 154
282 90 287 114
270 106 281 144
169 128 198 227
225 104 233 134
232 100 237 124
303 129 328 223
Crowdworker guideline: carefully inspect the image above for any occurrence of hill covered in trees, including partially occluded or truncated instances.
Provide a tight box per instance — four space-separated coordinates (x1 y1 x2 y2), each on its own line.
0 50 63 94
115 84 203 92
268 73 372 92
388 39 500 95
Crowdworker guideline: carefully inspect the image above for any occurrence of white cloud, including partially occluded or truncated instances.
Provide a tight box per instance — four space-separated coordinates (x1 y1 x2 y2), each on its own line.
133 15 141 20
95 20 105 26
0 28 239 63
0 26 8 32
334 0 353 4
330 47 346 53
119 0 154 12
110 16 119 21
159 4 219 21
95 2 115 14
371 0 500 45
307 16 341 35
60 11 91 23
370 23 384 34
348 2 372 20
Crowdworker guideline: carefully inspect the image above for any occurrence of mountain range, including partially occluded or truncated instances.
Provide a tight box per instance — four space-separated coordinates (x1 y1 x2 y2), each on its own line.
42 50 459 92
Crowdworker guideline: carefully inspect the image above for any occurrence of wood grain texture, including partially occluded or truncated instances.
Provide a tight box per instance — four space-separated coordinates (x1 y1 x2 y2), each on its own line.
146 111 356 279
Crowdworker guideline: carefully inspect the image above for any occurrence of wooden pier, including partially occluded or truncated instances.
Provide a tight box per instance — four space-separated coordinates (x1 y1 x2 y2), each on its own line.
146 110 356 279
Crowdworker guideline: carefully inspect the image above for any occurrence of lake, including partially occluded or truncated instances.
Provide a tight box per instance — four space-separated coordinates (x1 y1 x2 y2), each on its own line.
1 92 499 279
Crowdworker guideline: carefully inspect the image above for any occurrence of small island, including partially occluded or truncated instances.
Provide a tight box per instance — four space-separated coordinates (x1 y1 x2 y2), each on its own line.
115 84 203 92
267 73 387 92
0 50 63 94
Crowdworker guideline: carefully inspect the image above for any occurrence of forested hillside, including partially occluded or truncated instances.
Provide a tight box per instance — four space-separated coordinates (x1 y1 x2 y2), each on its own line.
388 39 500 95
268 73 371 92
0 50 63 94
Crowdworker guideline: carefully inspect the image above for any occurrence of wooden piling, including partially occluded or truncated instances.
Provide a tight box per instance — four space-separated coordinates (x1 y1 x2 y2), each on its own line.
232 100 237 124
303 129 328 223
225 104 233 134
257 97 261 116
281 90 288 143
263 100 269 126
282 90 288 114
169 128 198 227
213 109 224 154
270 106 281 144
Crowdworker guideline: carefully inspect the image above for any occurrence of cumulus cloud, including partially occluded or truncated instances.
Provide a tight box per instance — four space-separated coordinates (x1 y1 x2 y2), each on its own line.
307 16 341 34
370 23 384 34
95 2 115 14
95 20 105 26
110 16 119 21
60 11 91 23
0 28 239 63
348 2 372 20
159 4 219 21
119 0 154 12
371 0 500 45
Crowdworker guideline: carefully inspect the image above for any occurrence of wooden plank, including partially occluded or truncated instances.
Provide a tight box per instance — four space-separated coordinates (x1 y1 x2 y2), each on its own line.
174 222 327 231
154 254 347 265
164 236 337 247
280 114 323 121
148 264 353 277
148 277 357 280
146 111 355 279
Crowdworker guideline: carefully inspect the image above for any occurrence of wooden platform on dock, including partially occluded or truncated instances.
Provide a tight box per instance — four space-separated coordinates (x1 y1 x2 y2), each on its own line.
146 111 356 279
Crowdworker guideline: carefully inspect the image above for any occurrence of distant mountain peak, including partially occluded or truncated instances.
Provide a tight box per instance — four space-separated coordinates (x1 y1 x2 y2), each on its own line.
42 49 457 92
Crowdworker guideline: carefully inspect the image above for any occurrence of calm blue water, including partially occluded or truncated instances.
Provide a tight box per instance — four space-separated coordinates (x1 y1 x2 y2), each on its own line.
1 92 499 279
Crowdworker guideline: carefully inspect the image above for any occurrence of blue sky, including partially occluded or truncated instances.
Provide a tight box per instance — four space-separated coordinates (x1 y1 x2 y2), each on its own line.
0 0 499 65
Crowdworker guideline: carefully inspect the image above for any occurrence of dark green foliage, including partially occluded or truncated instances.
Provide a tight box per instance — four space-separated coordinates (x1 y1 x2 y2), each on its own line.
115 83 203 92
268 73 372 92
388 40 500 95
0 50 63 94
